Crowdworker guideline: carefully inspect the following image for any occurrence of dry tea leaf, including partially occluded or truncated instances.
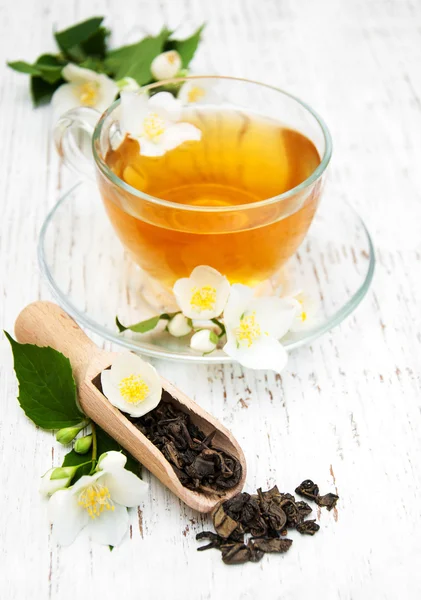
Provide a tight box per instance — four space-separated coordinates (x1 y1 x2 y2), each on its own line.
317 493 339 511
296 520 320 536
251 538 293 554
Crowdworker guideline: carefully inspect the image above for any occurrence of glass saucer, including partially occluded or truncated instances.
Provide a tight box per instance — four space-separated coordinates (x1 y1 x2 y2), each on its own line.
38 181 375 364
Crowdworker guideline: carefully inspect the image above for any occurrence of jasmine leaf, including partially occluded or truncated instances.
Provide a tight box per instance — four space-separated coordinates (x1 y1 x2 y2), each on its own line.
8 61 41 76
8 55 64 84
105 27 172 84
30 76 61 107
96 427 139 476
81 27 110 59
55 16 104 54
166 24 205 68
116 315 160 334
5 332 84 429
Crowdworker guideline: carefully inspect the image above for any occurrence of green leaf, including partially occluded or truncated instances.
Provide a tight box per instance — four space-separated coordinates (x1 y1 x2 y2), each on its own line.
55 16 104 53
116 315 160 334
8 61 42 76
62 449 92 481
30 76 62 107
166 24 205 68
8 56 63 84
96 427 140 476
81 27 110 59
5 332 84 429
105 27 172 85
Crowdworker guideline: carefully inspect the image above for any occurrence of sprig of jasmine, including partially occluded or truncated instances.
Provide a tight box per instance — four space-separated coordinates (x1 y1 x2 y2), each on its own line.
7 16 204 107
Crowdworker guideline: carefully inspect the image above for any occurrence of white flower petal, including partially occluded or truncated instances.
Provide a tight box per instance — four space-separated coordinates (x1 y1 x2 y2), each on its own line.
85 502 129 546
173 266 230 319
51 83 81 117
223 284 254 329
178 80 218 105
48 488 89 546
149 91 182 121
109 353 149 381
160 122 201 152
137 137 168 157
39 468 70 497
120 91 149 137
100 469 148 507
224 336 288 372
62 63 102 84
96 75 119 112
98 451 127 472
250 297 298 340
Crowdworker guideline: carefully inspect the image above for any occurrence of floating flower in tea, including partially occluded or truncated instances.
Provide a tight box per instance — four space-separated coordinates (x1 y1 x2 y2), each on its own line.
119 90 201 156
52 64 118 117
173 265 231 319
101 353 162 417
223 284 298 372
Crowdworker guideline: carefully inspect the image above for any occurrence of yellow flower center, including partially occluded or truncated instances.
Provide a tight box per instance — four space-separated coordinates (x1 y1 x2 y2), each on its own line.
301 311 307 322
143 112 166 139
78 82 99 107
190 285 217 312
187 86 206 103
119 374 150 405
78 484 115 519
235 312 262 347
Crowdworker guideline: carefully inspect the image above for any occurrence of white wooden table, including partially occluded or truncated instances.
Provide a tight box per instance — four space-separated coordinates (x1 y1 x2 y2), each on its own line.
1 0 421 598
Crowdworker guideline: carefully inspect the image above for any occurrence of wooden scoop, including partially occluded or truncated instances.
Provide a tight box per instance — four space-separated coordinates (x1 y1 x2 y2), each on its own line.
14 301 246 513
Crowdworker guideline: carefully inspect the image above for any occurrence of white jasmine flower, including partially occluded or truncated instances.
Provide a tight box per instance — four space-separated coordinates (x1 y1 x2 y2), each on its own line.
178 79 218 105
40 467 76 497
289 290 321 332
101 353 162 418
223 285 298 372
167 313 192 337
52 64 118 117
173 266 230 319
119 90 201 157
48 451 148 546
150 50 182 80
116 76 141 92
190 329 218 353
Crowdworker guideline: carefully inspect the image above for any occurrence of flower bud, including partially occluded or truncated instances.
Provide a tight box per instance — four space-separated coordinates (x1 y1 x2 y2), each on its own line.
116 77 140 92
56 423 85 445
150 50 182 80
74 434 93 454
167 313 192 337
190 329 218 353
39 466 76 497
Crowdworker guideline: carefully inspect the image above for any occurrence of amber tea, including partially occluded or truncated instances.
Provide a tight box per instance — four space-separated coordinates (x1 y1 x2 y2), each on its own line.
100 107 322 287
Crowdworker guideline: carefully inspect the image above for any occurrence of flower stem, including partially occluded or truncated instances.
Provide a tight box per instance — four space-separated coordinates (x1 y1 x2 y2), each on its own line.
89 422 98 473
211 318 226 337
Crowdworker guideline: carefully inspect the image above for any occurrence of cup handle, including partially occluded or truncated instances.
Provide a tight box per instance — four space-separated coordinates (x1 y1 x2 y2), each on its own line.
53 107 101 180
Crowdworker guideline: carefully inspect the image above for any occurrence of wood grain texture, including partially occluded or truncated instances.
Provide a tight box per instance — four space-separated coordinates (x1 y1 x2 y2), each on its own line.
0 0 421 598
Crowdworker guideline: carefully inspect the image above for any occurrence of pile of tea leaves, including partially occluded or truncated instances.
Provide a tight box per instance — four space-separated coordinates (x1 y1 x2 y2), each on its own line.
130 392 242 494
196 480 338 565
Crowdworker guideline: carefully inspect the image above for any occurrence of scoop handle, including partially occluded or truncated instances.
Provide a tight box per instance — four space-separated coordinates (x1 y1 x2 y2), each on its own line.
14 301 97 385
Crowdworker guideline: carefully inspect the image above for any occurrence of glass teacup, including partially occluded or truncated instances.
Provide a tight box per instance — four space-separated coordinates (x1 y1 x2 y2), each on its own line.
54 76 332 289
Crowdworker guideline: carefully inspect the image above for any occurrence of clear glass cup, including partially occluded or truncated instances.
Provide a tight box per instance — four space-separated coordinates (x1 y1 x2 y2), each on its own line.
54 76 332 289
